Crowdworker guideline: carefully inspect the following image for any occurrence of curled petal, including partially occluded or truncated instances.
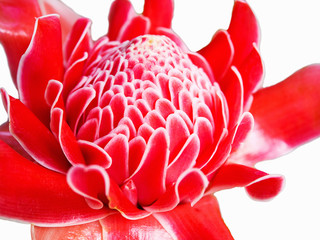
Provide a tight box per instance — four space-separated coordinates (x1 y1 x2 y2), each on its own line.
208 163 284 200
0 140 109 226
17 15 63 127
67 165 110 209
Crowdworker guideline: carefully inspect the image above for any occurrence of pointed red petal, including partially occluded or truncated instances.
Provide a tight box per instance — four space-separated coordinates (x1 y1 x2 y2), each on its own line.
238 44 263 109
64 18 92 67
107 0 136 40
18 15 63 127
143 0 174 30
32 221 102 240
0 140 109 225
198 30 234 81
50 108 86 165
131 128 169 206
5 93 70 173
118 15 150 42
154 195 234 240
227 0 259 65
234 64 320 163
100 213 173 239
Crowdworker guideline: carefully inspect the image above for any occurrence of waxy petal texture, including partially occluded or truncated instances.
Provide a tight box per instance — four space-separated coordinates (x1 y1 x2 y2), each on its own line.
0 0 80 84
154 195 234 240
0 140 110 226
18 15 63 126
233 64 320 163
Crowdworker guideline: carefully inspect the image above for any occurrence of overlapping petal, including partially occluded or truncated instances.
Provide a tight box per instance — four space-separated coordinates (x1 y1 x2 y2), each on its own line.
0 140 110 226
0 0 80 84
0 0 319 239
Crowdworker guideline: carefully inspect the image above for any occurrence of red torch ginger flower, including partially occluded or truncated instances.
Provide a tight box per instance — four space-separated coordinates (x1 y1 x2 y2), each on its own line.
0 0 320 239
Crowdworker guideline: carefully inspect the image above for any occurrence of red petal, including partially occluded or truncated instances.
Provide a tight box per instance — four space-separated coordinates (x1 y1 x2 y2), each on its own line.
0 121 32 161
0 0 40 85
198 30 234 81
208 163 284 200
220 67 244 128
131 128 169 206
153 195 234 240
143 0 174 30
100 213 173 239
32 221 102 240
0 140 109 225
64 18 92 67
67 165 110 209
118 15 150 42
78 140 112 168
104 134 129 185
0 0 79 84
227 0 259 65
5 93 70 173
107 0 136 40
50 108 85 165
235 64 320 163
166 134 200 184
238 44 263 109
17 15 63 127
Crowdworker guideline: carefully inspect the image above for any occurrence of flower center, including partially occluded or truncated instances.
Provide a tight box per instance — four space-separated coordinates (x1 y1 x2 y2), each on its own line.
65 34 228 189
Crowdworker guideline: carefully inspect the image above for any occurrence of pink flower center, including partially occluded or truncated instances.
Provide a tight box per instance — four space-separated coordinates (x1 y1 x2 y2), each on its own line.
64 34 229 209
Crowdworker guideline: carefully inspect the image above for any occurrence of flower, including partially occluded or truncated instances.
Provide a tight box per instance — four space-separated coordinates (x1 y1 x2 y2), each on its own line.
0 0 320 239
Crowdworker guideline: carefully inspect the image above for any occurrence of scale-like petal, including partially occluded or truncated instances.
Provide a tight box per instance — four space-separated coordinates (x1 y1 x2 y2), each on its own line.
233 64 320 163
154 195 234 240
0 140 109 226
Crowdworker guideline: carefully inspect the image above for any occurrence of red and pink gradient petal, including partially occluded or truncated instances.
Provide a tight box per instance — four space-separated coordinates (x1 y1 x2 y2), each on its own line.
234 64 320 163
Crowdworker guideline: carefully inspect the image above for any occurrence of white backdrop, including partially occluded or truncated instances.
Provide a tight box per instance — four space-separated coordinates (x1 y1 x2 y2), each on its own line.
0 0 320 239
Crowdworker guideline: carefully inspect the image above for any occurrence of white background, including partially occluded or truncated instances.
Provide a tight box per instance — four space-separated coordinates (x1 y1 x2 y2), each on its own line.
1 0 320 239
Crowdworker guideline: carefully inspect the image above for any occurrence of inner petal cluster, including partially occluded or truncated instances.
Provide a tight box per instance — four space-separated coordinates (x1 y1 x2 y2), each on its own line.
64 35 230 210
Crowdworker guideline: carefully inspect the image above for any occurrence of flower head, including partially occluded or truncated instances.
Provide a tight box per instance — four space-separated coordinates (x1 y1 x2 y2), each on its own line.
0 0 320 239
